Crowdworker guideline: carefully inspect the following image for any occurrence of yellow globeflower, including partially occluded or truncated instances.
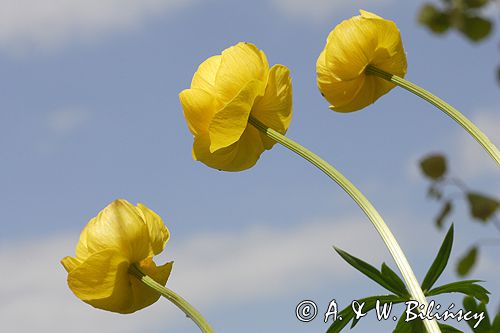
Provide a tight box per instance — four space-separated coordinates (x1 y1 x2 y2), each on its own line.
180 42 293 171
316 10 407 112
61 199 173 314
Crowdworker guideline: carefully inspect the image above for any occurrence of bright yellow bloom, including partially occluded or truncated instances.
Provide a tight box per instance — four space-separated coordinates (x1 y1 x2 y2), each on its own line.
316 10 407 112
180 42 293 171
61 199 172 314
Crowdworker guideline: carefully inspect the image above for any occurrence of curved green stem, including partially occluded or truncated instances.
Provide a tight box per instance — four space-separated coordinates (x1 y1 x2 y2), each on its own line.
366 65 500 167
129 264 215 333
249 116 441 333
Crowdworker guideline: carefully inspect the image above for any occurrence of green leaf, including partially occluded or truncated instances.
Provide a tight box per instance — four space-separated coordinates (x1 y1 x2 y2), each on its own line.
435 201 453 228
457 246 478 277
381 263 409 298
393 313 422 333
438 323 464 333
464 0 489 9
466 192 499 222
458 14 493 42
422 225 454 292
334 247 403 296
428 280 490 304
463 296 491 332
418 4 451 34
326 295 404 333
420 154 447 180
491 313 500 332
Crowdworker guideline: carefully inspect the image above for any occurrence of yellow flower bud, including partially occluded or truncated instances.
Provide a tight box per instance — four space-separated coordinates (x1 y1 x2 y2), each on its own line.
61 199 173 314
316 10 407 112
180 42 293 171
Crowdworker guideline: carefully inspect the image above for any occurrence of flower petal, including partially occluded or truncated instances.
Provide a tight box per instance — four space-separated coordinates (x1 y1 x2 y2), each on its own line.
85 199 150 263
324 16 377 80
74 217 93 261
179 88 217 136
214 42 269 105
136 203 170 257
192 125 264 172
67 249 133 313
359 10 382 19
192 133 238 170
128 258 173 312
252 64 293 149
61 256 82 273
191 55 221 95
208 79 264 152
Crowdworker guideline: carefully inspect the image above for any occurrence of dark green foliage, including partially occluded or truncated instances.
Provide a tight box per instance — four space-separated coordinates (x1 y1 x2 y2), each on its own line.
457 246 478 276
422 225 454 291
329 226 490 332
420 154 447 180
435 201 452 228
466 193 499 222
427 280 489 304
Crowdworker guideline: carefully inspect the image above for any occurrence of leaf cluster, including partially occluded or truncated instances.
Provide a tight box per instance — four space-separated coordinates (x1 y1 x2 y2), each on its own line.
326 225 490 333
418 0 492 42
419 154 499 276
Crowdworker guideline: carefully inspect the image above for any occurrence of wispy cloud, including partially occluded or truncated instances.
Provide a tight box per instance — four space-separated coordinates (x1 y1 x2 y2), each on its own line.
453 109 500 181
0 0 196 54
269 0 394 21
0 217 387 333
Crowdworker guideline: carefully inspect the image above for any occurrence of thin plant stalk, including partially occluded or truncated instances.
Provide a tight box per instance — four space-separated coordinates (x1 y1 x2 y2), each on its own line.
249 115 441 333
129 264 215 333
366 65 500 167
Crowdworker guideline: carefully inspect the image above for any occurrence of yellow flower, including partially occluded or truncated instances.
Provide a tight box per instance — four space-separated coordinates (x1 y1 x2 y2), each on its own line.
61 199 172 314
179 42 293 171
316 10 407 112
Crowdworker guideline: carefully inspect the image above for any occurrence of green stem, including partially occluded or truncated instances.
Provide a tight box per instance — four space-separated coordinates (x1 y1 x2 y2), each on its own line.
366 65 500 167
129 264 215 333
249 116 441 333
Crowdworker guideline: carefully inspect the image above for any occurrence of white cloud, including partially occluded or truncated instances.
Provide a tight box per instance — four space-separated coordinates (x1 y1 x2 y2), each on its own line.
0 217 389 333
269 0 394 21
0 0 195 54
452 109 500 181
2 213 498 332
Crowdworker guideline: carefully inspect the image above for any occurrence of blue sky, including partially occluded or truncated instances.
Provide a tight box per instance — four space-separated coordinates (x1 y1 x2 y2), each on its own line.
0 1 499 333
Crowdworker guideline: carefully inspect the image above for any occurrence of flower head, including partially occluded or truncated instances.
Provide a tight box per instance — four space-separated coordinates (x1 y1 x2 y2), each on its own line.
180 42 293 171
316 10 407 112
61 199 172 314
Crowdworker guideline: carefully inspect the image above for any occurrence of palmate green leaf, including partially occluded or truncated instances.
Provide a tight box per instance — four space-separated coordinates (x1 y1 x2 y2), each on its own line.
428 280 490 304
420 154 447 180
334 247 406 297
457 246 478 277
466 192 499 222
491 313 500 332
393 310 463 333
381 263 409 298
438 323 464 333
422 225 454 292
326 295 404 333
394 312 420 333
463 296 491 333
